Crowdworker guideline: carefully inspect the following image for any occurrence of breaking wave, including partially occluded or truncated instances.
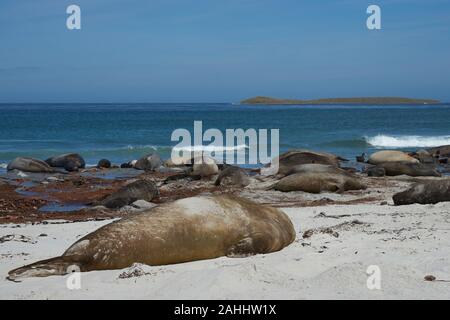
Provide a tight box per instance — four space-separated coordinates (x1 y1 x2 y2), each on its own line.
366 135 450 148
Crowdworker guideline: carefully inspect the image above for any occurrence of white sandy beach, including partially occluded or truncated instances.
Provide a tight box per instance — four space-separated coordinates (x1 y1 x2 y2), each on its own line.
1 199 450 300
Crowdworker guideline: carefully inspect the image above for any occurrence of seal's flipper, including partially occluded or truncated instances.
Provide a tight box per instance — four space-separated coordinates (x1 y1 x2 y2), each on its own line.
227 237 256 258
227 232 273 258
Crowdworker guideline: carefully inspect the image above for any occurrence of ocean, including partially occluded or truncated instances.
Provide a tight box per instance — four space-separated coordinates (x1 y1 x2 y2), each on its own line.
1 103 450 171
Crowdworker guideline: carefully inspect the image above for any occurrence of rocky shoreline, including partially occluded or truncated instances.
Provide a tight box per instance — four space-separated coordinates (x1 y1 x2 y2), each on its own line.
1 146 449 225
2 147 450 298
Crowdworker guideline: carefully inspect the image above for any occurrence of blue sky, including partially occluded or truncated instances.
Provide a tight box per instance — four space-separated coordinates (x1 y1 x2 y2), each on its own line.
0 0 449 102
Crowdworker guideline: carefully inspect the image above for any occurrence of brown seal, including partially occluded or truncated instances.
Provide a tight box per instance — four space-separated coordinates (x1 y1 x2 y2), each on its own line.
377 162 441 177
7 157 54 173
274 149 344 175
96 180 158 209
368 150 419 165
7 195 296 280
393 179 450 206
273 169 366 193
215 165 250 187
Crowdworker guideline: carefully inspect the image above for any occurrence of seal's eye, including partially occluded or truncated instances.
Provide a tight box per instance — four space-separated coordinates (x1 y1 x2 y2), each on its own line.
67 265 80 273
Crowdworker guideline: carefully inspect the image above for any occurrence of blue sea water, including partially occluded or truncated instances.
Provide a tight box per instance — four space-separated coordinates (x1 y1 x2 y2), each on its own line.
1 103 450 171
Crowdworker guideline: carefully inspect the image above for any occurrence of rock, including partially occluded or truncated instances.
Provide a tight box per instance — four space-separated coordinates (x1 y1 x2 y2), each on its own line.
134 154 162 171
120 162 134 168
379 162 441 177
393 179 450 205
273 171 366 193
424 275 436 282
97 180 158 209
97 159 111 169
368 150 419 165
7 157 54 173
367 166 386 177
45 153 85 171
215 165 250 187
46 176 63 182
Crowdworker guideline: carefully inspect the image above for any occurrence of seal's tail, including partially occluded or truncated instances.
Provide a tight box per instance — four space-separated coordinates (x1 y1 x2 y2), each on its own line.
7 256 78 282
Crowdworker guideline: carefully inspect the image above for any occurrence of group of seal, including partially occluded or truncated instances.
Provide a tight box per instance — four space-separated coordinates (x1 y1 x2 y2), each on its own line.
45 153 85 172
275 149 344 176
365 150 442 177
6 153 85 173
266 151 366 194
7 194 296 280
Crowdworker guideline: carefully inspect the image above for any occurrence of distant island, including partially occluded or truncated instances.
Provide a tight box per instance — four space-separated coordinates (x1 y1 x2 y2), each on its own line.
240 96 440 105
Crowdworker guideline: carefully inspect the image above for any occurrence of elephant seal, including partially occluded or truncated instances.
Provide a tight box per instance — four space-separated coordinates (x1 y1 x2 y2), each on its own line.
274 150 343 175
284 164 347 177
411 149 435 164
367 166 386 177
274 171 365 193
134 153 163 171
393 179 450 205
368 150 419 165
7 157 54 173
165 155 194 167
97 159 111 169
428 145 450 158
45 153 85 172
190 156 219 177
215 165 250 187
356 153 366 163
7 195 296 280
97 180 158 209
378 162 441 177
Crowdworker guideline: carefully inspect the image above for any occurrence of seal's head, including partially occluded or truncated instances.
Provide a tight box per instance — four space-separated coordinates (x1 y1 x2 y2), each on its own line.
7 257 79 282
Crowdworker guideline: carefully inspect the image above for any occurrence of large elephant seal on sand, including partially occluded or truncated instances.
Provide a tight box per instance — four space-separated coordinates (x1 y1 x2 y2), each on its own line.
393 179 450 205
273 170 365 193
377 162 441 177
96 180 158 209
45 153 85 172
368 150 419 165
7 157 54 173
7 195 296 280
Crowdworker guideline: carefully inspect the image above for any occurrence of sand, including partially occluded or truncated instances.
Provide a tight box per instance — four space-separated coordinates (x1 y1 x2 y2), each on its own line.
1 199 450 300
